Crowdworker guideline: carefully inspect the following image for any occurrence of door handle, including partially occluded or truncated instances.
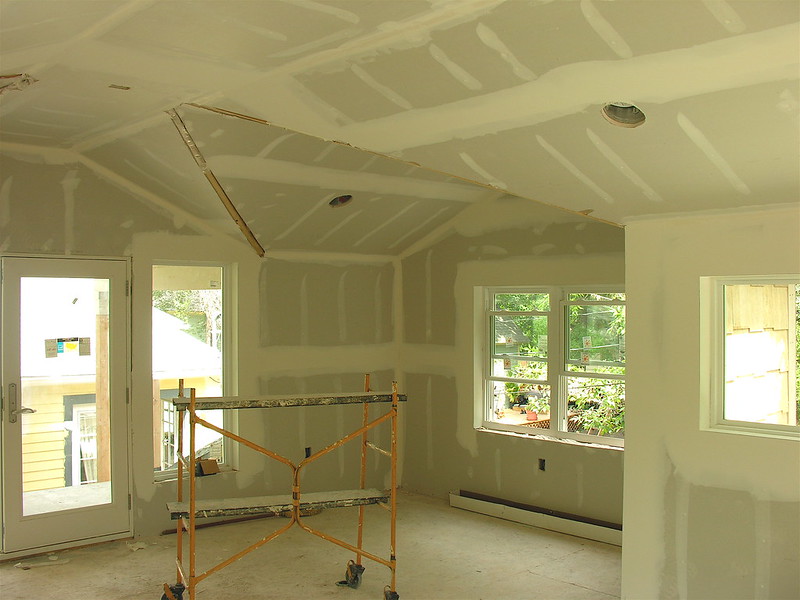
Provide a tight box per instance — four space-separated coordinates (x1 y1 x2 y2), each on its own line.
7 383 36 423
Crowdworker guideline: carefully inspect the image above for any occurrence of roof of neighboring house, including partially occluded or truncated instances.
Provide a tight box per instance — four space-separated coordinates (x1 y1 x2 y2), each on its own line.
151 308 222 379
20 278 219 379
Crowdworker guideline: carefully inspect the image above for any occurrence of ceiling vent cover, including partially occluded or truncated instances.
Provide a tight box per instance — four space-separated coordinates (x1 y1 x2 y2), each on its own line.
602 102 646 128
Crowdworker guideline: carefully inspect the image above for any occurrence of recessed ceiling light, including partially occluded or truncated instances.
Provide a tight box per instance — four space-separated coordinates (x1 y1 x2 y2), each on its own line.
329 194 353 208
602 102 645 128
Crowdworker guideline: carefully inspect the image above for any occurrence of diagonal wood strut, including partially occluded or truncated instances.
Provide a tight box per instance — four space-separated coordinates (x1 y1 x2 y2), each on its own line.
166 107 265 257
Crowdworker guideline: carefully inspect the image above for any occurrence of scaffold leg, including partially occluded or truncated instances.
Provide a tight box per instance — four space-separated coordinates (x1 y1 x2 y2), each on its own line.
384 585 400 600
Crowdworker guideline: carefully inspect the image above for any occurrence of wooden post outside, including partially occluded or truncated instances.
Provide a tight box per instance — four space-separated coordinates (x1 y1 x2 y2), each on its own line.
153 381 162 470
94 289 111 483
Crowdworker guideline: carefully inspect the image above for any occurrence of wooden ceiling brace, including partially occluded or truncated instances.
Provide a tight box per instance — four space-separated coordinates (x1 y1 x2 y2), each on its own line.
166 108 265 257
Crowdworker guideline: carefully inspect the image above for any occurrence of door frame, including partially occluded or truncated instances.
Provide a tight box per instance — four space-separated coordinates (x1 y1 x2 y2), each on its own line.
0 254 133 557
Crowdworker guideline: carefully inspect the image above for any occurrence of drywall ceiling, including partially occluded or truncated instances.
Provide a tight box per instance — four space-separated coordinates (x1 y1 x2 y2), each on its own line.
1 0 798 255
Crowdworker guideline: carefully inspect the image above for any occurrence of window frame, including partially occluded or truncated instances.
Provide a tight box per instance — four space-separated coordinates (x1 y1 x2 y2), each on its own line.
152 261 238 482
700 274 800 440
477 286 625 448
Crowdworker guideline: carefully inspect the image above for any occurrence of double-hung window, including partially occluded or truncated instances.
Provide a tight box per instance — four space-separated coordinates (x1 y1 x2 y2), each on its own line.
480 287 625 447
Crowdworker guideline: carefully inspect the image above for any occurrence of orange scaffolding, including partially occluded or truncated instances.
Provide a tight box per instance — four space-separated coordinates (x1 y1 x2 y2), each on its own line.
161 375 404 600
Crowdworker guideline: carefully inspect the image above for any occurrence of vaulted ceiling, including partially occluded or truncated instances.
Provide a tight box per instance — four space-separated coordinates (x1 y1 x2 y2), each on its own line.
1 0 798 256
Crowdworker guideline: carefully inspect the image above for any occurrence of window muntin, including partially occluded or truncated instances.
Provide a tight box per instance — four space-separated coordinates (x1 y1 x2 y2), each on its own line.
703 278 799 436
481 287 625 446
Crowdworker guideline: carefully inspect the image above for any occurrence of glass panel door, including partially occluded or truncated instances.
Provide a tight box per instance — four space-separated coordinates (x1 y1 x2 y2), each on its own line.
1 257 130 552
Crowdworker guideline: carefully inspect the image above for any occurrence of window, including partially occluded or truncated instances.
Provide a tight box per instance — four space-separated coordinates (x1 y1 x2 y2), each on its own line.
152 264 234 478
480 287 625 447
702 276 799 438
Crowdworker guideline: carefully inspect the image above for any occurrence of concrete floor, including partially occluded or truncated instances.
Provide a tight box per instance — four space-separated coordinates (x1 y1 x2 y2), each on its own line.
0 492 620 599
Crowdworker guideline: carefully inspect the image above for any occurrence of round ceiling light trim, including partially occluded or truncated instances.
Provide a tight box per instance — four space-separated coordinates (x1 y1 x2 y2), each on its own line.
602 102 646 128
329 194 353 208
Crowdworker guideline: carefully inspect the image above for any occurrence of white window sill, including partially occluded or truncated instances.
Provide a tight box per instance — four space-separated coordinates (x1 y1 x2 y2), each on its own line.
154 465 237 484
476 425 624 451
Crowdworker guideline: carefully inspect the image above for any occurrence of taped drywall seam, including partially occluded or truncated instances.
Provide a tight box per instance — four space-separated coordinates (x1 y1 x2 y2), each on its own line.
337 271 348 343
166 108 265 257
77 155 243 245
580 0 633 59
674 475 690 599
353 200 420 248
536 134 615 204
429 44 483 91
374 270 384 343
300 274 310 345
676 112 751 195
350 64 412 110
264 249 393 265
753 499 771 599
426 375 434 472
61 169 79 255
389 207 451 251
0 176 12 252
186 103 621 228
586 128 663 202
476 23 536 81
425 249 433 342
702 0 746 34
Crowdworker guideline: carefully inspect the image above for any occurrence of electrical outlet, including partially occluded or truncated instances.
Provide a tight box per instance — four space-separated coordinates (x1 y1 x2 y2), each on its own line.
305 446 311 458
538 458 546 471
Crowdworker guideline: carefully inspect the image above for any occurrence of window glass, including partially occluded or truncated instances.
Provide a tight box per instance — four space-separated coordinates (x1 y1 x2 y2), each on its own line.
152 265 227 475
481 287 625 446
495 292 550 312
565 301 625 372
723 282 798 427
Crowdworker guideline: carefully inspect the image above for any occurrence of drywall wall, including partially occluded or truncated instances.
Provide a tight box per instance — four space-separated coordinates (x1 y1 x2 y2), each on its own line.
0 155 185 255
622 205 800 599
399 201 627 525
130 240 403 537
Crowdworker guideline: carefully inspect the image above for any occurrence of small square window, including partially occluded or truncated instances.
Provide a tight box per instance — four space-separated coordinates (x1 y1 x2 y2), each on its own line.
702 276 800 439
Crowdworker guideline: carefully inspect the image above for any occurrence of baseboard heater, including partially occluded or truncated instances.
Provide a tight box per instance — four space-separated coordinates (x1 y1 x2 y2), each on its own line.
449 490 622 547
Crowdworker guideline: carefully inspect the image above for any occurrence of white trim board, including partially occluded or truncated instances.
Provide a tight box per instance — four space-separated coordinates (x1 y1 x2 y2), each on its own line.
448 492 622 547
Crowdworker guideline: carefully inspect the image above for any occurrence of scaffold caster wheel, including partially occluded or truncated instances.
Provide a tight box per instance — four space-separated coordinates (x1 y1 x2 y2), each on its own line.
383 585 400 600
336 560 365 589
161 582 185 600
